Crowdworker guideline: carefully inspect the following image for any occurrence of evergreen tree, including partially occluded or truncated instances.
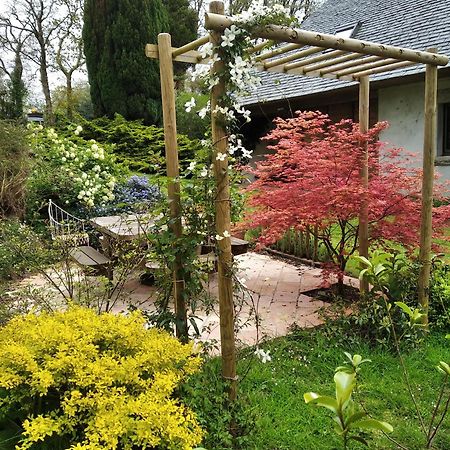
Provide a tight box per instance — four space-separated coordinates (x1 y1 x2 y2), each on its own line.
164 0 198 77
164 0 198 48
83 0 168 124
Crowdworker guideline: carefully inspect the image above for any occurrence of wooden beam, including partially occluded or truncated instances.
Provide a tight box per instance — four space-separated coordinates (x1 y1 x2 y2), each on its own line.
157 33 188 342
248 40 273 54
358 76 370 294
285 49 347 71
319 55 382 75
302 52 363 73
146 44 209 64
260 63 355 82
256 43 304 61
205 12 449 66
335 58 399 76
418 49 438 325
350 60 417 78
209 0 237 402
172 35 210 57
264 46 322 69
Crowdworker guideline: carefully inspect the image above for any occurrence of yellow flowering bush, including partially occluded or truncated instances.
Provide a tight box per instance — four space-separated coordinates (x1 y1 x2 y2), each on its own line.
0 307 204 449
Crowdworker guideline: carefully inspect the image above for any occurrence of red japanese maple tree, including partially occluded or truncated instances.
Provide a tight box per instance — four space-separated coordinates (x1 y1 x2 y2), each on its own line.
244 111 450 291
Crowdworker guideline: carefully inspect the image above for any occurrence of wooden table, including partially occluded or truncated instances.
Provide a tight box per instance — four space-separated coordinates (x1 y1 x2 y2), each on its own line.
90 214 156 257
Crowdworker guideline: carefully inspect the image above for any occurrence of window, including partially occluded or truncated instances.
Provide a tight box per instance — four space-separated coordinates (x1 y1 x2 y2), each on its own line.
442 103 450 156
334 22 361 39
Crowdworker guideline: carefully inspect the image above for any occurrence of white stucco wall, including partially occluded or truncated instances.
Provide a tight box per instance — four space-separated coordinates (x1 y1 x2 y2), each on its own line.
378 77 450 182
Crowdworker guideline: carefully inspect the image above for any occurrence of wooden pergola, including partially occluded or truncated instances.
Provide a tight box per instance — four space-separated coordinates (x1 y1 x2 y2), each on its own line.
146 1 449 399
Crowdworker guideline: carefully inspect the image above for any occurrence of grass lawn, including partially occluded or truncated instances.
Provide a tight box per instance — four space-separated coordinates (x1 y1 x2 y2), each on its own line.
189 329 450 450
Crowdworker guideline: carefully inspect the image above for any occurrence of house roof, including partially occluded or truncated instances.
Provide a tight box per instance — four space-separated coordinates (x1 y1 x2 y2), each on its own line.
242 0 450 106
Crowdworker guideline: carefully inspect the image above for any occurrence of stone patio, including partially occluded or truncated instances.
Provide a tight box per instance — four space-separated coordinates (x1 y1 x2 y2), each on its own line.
14 252 357 349
116 252 358 348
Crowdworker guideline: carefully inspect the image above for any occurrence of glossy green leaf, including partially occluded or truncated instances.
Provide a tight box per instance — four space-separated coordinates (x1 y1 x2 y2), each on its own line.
346 411 367 427
355 255 372 268
334 371 355 408
354 419 393 433
437 361 450 376
394 301 413 317
373 263 386 276
358 268 369 280
304 392 339 414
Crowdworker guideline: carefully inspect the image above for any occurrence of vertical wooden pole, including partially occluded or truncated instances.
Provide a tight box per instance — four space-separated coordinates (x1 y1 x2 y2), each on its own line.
418 50 438 324
158 33 188 342
358 76 370 293
210 0 237 401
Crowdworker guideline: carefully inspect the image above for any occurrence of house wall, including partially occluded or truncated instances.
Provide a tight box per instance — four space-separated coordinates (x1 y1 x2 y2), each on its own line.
378 76 450 182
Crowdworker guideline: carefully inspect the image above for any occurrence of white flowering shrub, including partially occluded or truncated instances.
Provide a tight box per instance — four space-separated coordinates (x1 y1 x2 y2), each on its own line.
27 125 122 211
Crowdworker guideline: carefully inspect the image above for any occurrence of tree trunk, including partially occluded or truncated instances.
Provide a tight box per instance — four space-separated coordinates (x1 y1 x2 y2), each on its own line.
66 74 73 120
11 48 25 119
336 256 346 296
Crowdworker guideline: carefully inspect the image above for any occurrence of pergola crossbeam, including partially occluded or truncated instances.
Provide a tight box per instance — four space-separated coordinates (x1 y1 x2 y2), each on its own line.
302 52 364 73
256 43 304 61
260 62 355 81
263 45 321 68
205 12 449 66
350 60 418 78
172 35 210 57
146 44 207 64
319 55 382 75
248 40 274 54
285 49 347 71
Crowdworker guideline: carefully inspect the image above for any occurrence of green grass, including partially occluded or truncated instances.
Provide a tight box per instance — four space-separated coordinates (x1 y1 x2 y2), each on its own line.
192 330 450 450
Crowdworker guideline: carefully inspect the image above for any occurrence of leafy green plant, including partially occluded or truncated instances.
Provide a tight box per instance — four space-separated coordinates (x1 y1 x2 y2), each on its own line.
0 120 30 218
0 219 56 282
77 114 203 174
358 253 450 448
305 354 393 449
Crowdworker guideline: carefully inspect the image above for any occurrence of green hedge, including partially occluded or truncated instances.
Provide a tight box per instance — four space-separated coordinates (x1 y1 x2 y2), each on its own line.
78 114 202 174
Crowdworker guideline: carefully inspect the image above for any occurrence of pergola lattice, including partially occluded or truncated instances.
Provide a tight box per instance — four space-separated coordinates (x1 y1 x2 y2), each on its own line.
146 1 449 399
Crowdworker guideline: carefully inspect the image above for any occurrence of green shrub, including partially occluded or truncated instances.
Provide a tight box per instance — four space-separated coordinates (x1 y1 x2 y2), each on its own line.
0 220 55 282
0 120 30 218
0 307 204 449
181 358 254 450
77 114 203 174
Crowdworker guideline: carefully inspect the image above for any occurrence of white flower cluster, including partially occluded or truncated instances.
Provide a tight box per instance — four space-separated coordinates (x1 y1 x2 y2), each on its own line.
229 134 253 159
232 1 289 26
254 347 272 363
215 230 231 241
33 126 117 208
187 160 210 178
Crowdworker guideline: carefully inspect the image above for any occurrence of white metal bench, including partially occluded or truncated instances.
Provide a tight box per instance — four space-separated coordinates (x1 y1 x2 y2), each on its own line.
48 200 112 277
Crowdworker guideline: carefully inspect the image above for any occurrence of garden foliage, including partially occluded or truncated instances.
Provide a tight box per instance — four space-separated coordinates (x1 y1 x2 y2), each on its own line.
26 124 121 216
0 307 203 449
78 114 203 174
245 111 450 285
0 120 30 218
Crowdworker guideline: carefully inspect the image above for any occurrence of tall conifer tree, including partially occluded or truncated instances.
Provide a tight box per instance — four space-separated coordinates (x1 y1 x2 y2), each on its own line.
83 0 168 123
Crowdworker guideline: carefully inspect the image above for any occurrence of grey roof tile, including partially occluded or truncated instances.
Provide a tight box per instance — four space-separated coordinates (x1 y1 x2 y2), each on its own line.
243 0 450 105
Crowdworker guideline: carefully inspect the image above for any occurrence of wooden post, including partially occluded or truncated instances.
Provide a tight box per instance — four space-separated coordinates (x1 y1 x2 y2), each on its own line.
209 0 237 402
158 33 188 342
418 50 438 324
358 76 370 293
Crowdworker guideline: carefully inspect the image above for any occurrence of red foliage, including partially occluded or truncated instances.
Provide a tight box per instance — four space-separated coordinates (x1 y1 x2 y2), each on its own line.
244 111 450 277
